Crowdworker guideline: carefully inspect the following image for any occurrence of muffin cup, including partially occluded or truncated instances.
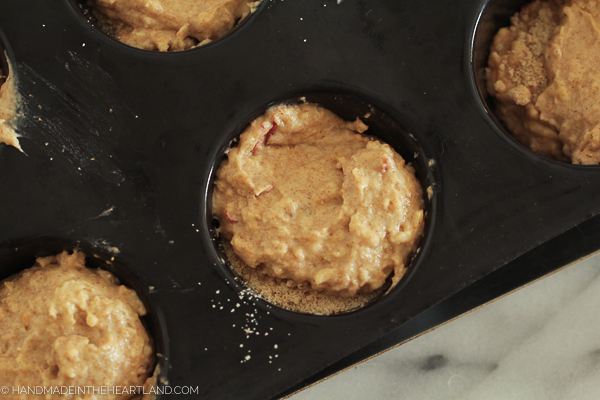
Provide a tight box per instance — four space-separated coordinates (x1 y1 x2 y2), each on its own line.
205 91 435 315
470 0 600 167
0 236 169 394
67 0 265 52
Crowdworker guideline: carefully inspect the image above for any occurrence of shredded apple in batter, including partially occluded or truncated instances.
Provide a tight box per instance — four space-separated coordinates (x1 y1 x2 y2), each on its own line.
213 103 424 298
0 251 154 400
90 0 260 51
487 0 600 164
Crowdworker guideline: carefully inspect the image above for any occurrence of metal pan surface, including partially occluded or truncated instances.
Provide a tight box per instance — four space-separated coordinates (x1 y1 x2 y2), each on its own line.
0 0 598 398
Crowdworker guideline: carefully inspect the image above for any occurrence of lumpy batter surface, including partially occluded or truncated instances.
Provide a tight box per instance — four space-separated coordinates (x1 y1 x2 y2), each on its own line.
487 0 600 164
91 0 259 51
213 103 425 297
0 251 154 399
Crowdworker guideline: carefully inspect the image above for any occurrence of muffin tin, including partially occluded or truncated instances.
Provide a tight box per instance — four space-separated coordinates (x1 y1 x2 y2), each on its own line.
1 0 599 399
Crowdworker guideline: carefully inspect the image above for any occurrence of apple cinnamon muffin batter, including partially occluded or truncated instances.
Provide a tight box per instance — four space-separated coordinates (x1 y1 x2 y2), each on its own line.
213 102 424 308
487 0 600 164
0 251 154 399
90 0 260 51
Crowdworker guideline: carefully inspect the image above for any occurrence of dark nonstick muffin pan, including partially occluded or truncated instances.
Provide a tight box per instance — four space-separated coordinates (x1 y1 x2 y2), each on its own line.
1 0 599 399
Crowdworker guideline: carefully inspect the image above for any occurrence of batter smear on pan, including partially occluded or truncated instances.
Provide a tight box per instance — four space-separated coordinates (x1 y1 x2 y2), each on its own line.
213 102 424 311
0 59 21 150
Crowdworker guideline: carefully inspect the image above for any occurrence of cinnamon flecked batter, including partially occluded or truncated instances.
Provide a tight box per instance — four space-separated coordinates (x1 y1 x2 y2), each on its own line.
0 251 154 400
90 0 260 51
213 103 425 300
487 0 600 164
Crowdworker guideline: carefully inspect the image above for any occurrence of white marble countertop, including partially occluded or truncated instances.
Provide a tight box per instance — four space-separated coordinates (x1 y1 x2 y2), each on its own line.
290 252 600 399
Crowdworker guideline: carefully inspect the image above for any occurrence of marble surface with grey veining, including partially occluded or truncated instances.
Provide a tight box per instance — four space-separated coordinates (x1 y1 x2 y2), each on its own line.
290 253 600 399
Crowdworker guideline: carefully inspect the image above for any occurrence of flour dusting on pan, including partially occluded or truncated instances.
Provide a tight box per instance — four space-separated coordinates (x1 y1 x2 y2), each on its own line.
18 51 131 183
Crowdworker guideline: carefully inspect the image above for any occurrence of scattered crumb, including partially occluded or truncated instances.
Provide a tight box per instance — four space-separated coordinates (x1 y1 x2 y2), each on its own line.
427 185 434 200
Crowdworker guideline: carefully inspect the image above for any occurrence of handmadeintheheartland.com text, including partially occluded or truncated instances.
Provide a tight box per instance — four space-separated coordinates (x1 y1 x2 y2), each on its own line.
1 385 199 396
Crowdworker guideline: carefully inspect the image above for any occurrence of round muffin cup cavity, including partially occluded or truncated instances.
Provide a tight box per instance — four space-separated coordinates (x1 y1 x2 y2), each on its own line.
68 0 263 52
206 92 432 316
471 0 600 167
0 237 169 395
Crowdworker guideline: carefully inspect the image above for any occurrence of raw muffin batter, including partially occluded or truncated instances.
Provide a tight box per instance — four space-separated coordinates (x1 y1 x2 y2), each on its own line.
213 102 425 300
0 60 21 150
90 0 260 51
222 240 393 315
0 251 154 399
487 0 600 164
